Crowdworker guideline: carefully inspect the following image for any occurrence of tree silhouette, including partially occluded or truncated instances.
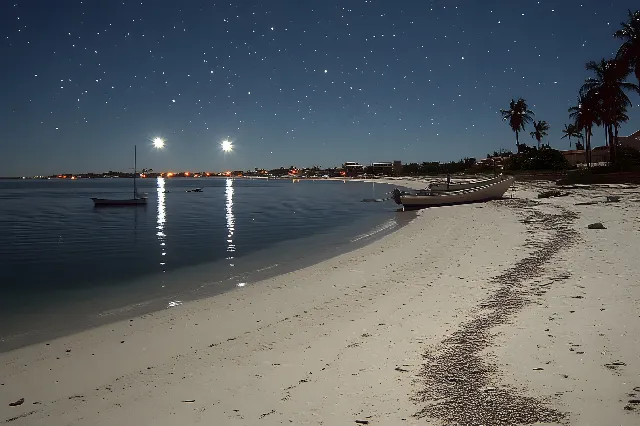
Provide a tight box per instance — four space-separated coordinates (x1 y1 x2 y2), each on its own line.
561 123 583 148
530 120 550 148
569 93 600 167
581 59 638 163
500 98 534 152
614 9 640 86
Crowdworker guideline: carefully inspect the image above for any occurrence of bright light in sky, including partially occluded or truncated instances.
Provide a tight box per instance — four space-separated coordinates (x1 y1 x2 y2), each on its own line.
221 140 233 152
153 137 165 148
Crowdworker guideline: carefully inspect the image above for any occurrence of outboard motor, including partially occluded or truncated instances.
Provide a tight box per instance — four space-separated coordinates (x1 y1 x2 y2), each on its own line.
391 188 403 205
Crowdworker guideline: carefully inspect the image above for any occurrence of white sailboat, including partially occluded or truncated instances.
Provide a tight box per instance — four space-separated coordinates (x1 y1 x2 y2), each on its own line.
91 145 148 206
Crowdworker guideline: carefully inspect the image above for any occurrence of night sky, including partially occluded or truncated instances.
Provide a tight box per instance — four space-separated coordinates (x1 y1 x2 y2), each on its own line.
1 1 639 176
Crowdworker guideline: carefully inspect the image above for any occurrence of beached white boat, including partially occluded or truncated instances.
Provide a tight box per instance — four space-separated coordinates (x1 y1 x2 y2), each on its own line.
392 175 515 209
428 174 504 192
91 145 148 207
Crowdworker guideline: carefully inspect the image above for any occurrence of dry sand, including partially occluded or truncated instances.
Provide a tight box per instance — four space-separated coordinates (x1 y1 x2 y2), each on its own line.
1 178 639 425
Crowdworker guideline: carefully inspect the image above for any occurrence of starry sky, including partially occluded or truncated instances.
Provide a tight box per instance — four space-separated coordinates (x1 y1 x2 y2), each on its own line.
1 1 639 176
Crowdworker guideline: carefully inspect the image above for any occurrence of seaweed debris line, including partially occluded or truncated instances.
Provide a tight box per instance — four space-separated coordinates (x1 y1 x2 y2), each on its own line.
413 198 578 426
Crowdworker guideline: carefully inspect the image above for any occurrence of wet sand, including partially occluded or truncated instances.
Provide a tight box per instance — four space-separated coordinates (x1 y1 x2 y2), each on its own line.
2 178 639 425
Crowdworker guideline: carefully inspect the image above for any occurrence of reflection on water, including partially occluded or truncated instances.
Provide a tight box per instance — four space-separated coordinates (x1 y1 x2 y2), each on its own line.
225 178 235 266
0 178 402 349
157 177 167 273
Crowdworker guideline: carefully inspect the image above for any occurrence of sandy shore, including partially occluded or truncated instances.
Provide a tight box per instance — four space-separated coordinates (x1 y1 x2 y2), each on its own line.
2 179 639 425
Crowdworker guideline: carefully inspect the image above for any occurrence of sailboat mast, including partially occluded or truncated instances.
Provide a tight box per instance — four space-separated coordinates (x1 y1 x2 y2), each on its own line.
134 144 137 198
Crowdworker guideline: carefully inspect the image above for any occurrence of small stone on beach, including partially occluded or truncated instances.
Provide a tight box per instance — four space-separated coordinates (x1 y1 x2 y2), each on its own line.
9 398 25 407
538 190 564 199
587 222 606 229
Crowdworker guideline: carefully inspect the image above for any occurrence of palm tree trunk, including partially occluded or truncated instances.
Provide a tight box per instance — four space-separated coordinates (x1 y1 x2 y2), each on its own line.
587 127 592 168
584 127 592 167
608 125 615 165
613 124 618 166
515 130 520 152
592 131 595 166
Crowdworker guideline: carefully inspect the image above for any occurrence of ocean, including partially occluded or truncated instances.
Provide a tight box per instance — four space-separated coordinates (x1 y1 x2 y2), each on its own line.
0 177 407 351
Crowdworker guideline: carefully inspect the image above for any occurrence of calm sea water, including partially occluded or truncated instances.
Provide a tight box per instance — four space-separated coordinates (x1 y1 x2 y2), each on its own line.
0 177 405 350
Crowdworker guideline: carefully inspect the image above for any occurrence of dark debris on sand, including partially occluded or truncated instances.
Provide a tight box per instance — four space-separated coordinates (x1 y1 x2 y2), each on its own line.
413 198 579 426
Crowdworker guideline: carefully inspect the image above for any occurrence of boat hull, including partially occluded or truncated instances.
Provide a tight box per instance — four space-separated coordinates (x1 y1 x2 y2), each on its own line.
429 174 504 192
91 197 148 206
396 176 515 210
399 195 504 210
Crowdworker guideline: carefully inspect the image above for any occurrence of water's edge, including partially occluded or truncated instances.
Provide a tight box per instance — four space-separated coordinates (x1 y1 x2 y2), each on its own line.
0 185 415 352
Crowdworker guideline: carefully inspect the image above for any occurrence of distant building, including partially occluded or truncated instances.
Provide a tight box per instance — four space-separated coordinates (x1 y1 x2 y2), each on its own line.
370 162 393 175
561 150 586 167
591 146 610 164
392 160 402 176
561 146 609 166
343 162 365 176
477 157 506 170
618 129 640 150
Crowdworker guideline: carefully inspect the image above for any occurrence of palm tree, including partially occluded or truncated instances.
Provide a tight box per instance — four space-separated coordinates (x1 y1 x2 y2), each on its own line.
530 120 550 148
500 98 535 152
614 10 640 86
569 93 600 167
612 103 630 149
580 59 639 164
561 123 583 148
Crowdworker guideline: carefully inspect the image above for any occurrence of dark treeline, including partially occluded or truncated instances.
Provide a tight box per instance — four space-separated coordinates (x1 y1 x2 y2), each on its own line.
400 158 478 176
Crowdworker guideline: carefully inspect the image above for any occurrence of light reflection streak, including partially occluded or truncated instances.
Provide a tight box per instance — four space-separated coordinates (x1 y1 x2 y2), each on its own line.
157 177 167 272
225 178 235 266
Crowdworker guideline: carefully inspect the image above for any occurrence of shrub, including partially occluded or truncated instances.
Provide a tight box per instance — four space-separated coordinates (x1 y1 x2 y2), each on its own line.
614 145 640 170
504 146 570 171
538 190 563 198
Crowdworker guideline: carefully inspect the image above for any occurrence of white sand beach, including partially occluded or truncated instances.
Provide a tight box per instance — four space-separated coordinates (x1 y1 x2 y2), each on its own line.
2 179 640 425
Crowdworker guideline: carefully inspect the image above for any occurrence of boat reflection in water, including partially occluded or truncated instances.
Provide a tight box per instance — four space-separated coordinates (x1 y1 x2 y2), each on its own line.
225 178 236 267
156 177 167 273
